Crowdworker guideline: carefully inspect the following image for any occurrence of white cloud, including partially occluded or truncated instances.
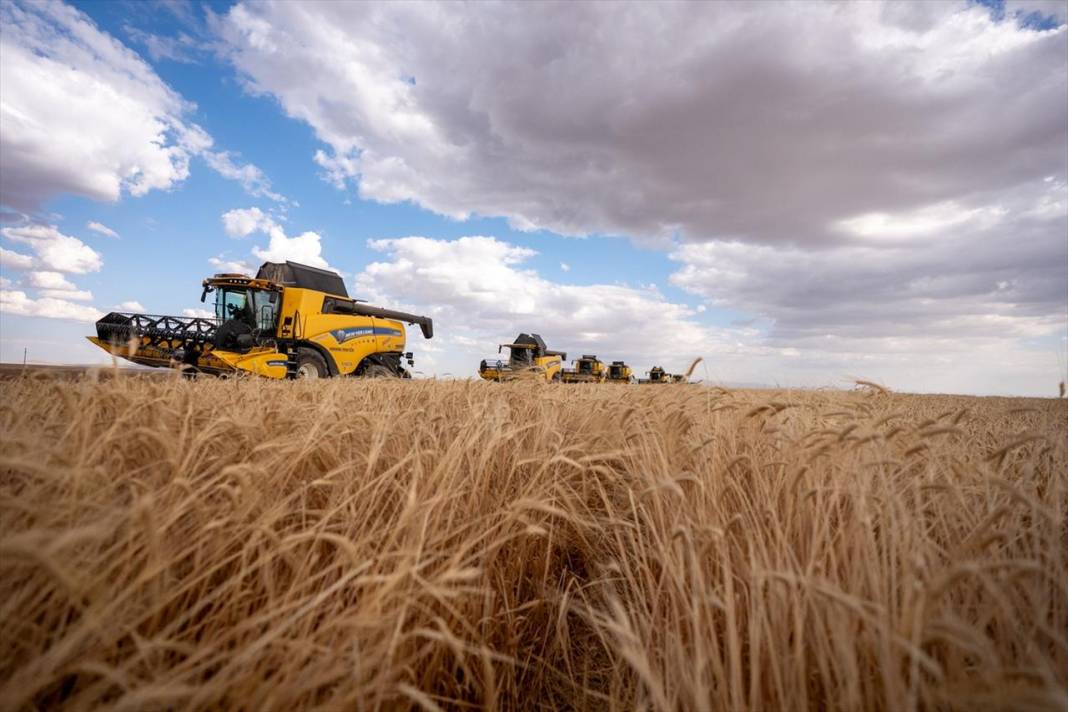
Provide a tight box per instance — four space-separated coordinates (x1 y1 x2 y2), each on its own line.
86 221 120 238
208 255 254 274
2 224 103 274
182 307 214 319
0 290 103 322
203 151 286 203
560 262 570 272
221 207 272 238
218 2 1066 245
220 207 330 269
0 247 34 271
40 288 94 302
668 183 1067 350
28 271 76 290
0 0 208 211
116 300 145 312
0 0 281 211
251 230 328 269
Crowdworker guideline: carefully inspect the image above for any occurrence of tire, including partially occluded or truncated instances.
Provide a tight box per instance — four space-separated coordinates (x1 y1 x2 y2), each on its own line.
295 350 329 379
551 371 561 383
362 364 396 379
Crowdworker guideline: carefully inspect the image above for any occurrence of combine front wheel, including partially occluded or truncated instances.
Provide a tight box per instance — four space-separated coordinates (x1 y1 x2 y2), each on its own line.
295 350 328 379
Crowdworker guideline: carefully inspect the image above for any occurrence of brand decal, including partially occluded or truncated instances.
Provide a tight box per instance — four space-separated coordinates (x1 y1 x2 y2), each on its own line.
330 326 403 343
266 359 288 367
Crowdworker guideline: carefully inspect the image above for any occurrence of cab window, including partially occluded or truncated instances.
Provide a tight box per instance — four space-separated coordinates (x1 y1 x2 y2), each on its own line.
251 289 279 332
216 288 250 323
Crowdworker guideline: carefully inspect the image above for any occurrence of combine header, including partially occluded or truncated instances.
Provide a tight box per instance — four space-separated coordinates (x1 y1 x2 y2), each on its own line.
479 333 565 382
88 261 433 379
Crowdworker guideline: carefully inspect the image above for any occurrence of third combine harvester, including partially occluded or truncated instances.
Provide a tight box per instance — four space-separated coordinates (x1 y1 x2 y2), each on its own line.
89 261 433 378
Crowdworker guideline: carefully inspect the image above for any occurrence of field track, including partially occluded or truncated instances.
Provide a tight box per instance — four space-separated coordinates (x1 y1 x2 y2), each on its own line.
1 373 1065 710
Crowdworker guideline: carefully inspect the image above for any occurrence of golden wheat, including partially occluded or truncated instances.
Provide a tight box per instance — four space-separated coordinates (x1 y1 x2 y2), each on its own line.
0 373 1065 711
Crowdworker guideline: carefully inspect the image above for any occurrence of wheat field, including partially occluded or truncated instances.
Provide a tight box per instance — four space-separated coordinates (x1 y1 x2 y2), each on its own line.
0 373 1064 711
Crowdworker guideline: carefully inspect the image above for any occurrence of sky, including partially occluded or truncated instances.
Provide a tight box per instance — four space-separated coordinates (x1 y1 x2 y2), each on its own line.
0 0 1066 395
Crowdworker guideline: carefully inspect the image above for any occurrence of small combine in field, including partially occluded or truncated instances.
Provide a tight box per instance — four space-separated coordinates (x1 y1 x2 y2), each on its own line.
639 365 685 384
479 333 566 382
561 354 607 384
606 360 635 383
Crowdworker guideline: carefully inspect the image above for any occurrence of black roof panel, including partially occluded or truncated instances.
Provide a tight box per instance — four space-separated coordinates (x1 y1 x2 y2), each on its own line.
256 261 347 297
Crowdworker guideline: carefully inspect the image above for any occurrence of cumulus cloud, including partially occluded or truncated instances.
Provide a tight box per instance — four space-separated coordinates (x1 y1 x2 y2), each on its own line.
218 2 1066 245
219 207 330 269
208 255 254 275
251 231 329 269
0 0 281 212
0 290 103 322
669 179 1068 350
221 207 272 239
40 288 94 302
182 307 215 319
0 0 207 212
116 300 145 312
1 247 34 271
28 271 76 290
1 224 103 274
86 221 120 239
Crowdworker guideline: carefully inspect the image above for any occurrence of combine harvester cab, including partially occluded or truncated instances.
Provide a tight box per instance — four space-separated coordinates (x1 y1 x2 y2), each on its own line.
88 261 433 379
561 355 607 384
479 333 565 382
606 360 634 383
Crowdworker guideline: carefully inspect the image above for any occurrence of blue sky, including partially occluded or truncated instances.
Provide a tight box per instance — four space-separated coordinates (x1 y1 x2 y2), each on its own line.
1 0 1066 394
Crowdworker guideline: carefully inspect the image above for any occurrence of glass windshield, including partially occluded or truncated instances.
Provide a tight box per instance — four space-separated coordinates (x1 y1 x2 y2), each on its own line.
215 288 250 323
214 288 277 332
509 347 533 367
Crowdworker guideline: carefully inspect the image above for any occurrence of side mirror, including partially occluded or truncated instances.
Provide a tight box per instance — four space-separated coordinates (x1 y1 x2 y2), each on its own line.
200 287 208 303
269 292 277 304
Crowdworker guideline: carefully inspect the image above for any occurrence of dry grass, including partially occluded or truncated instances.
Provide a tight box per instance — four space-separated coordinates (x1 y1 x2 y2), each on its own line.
0 374 1065 711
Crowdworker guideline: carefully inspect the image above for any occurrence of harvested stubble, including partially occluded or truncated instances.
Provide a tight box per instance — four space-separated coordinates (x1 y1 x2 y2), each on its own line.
0 374 1065 711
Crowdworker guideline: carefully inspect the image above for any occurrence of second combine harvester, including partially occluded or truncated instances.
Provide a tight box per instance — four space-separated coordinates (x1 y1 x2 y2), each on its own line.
89 261 433 379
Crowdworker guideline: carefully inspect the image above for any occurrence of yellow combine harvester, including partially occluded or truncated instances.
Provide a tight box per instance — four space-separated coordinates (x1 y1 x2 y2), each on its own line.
639 366 686 384
606 360 634 383
88 261 433 379
561 354 607 384
479 333 566 382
